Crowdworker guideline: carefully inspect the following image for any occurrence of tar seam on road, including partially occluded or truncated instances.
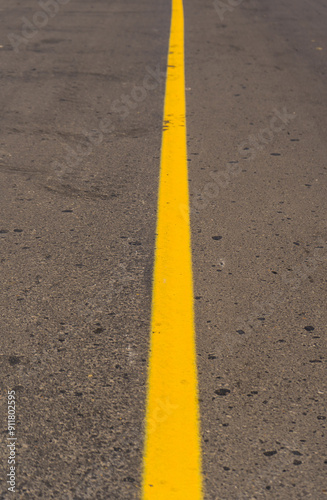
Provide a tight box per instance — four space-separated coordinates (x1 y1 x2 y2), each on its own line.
142 0 203 498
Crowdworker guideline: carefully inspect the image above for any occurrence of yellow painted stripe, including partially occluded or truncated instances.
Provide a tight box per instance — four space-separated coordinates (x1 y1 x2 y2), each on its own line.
142 0 203 498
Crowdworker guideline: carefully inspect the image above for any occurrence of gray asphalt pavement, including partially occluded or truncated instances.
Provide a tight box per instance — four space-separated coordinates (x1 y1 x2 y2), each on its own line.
0 0 326 498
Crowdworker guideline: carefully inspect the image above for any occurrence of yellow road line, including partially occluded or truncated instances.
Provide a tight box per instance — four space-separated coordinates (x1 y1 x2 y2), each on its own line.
142 0 203 498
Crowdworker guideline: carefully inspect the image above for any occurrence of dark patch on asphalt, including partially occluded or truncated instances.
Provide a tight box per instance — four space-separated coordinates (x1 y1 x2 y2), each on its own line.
263 451 277 457
93 327 104 334
8 355 22 366
215 389 231 396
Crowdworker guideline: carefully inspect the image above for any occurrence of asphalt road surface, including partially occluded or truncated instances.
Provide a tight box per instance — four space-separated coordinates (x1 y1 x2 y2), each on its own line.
0 0 327 498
